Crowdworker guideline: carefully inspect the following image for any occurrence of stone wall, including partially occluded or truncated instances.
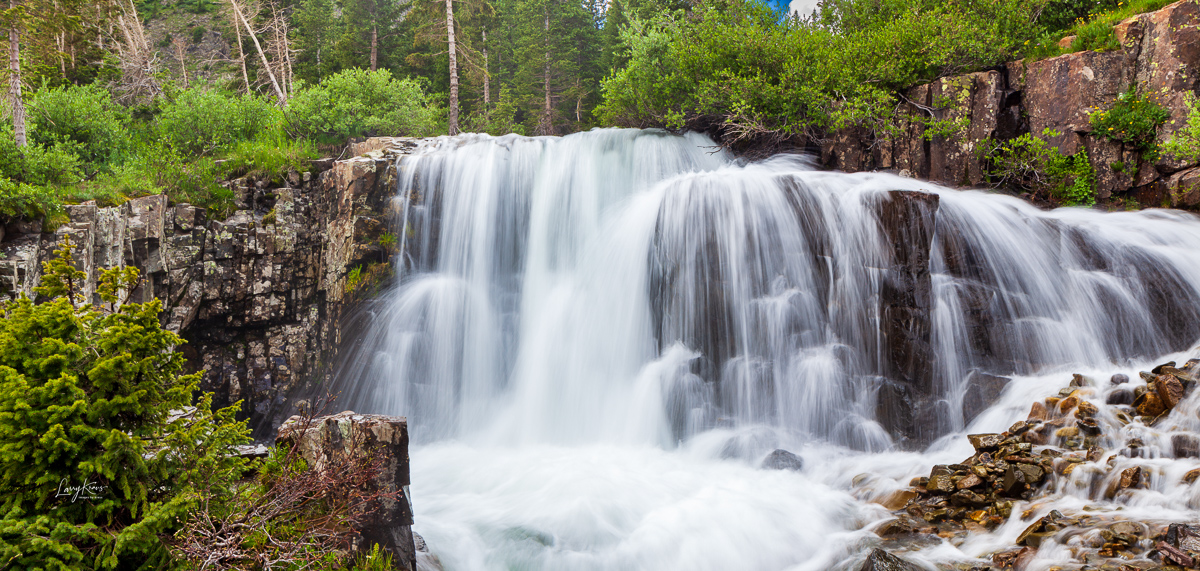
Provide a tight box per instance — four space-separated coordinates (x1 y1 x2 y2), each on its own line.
820 0 1200 208
0 137 419 438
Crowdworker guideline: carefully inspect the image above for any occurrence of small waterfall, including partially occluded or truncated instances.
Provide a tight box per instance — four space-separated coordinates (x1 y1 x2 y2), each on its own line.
333 128 1200 450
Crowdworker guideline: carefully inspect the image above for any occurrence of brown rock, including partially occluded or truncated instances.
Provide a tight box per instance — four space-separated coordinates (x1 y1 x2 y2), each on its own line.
957 473 983 489
878 489 919 510
1155 373 1185 410
968 433 1004 451
1028 401 1049 422
1135 390 1167 417
1106 466 1147 499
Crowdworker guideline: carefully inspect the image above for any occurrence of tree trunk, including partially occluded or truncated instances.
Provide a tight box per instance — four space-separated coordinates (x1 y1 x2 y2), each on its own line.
482 27 489 109
370 21 378 71
232 5 250 93
8 0 25 147
228 0 287 104
540 6 552 135
445 0 459 135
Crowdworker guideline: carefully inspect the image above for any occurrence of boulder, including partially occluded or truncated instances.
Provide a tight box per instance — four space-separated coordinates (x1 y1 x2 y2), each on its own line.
760 449 804 471
277 412 417 571
858 548 922 571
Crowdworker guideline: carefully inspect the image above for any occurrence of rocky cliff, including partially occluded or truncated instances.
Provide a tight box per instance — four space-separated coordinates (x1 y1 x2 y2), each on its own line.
0 137 418 437
820 0 1200 209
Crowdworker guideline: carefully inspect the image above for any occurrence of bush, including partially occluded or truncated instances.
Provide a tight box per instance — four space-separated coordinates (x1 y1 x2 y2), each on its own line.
1163 93 1200 161
28 83 133 172
598 0 1045 140
0 240 250 569
1090 86 1171 158
982 129 1096 206
0 124 83 187
222 131 319 183
285 69 443 143
0 179 62 221
157 87 283 156
92 145 234 216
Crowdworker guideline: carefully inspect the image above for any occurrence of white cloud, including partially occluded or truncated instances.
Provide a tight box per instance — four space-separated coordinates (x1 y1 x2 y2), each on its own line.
788 0 820 17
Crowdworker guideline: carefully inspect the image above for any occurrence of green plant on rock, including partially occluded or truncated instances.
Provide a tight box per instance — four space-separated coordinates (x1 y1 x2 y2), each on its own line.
982 128 1096 206
1163 93 1200 162
378 232 397 250
1090 86 1170 158
345 265 364 294
0 237 251 569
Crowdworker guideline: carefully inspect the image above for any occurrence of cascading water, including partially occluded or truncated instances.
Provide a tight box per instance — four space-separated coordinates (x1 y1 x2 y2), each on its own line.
331 129 1200 570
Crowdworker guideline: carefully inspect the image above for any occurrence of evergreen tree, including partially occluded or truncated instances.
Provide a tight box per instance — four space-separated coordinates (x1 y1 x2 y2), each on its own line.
0 238 249 569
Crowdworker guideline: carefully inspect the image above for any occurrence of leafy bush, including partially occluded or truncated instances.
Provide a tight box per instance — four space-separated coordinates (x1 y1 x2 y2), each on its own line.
598 0 1045 140
157 87 283 156
982 129 1096 206
1089 86 1170 157
0 179 62 221
0 239 250 569
1025 0 1174 59
285 69 443 143
1163 93 1200 161
28 83 133 171
190 25 207 43
96 145 234 216
0 125 83 187
222 131 319 183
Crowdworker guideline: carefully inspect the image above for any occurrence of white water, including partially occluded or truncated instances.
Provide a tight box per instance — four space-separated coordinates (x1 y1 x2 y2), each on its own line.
331 129 1200 570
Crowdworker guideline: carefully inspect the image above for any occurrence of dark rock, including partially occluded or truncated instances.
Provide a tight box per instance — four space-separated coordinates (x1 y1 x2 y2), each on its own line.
1172 434 1200 458
968 433 1004 451
1107 389 1134 405
963 372 1012 426
1111 373 1130 385
761 449 804 471
277 412 416 571
858 548 922 571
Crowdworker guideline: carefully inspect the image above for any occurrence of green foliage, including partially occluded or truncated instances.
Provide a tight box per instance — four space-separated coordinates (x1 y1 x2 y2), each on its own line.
157 87 283 156
0 238 250 569
190 25 207 44
222 132 319 184
378 232 397 249
351 544 395 571
101 147 234 215
285 69 442 142
0 179 62 222
28 84 134 173
1163 93 1200 162
1089 86 1170 157
0 124 83 187
598 0 1046 140
1025 0 1174 59
983 129 1096 206
345 265 365 294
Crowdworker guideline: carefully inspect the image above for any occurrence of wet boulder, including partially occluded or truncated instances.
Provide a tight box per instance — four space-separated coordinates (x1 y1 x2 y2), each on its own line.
761 449 804 471
859 548 922 571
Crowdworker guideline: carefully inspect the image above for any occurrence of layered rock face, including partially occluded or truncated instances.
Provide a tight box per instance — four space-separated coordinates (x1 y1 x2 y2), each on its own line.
0 138 418 437
821 0 1200 207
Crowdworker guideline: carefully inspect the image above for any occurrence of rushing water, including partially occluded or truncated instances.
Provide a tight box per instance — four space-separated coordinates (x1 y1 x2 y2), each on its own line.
331 129 1200 570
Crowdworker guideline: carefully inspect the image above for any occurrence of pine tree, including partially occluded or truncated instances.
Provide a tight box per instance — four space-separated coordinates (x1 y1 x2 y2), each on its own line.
0 237 250 569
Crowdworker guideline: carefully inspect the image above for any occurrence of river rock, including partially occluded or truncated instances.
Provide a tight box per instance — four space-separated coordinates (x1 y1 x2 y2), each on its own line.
1172 434 1200 458
858 548 922 571
277 412 417 571
761 449 804 471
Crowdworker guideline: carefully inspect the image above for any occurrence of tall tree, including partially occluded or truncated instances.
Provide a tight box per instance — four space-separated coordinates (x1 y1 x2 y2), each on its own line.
6 0 25 147
291 0 336 83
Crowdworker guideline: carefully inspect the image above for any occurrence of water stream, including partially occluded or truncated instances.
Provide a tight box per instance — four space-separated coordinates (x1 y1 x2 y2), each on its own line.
331 129 1200 570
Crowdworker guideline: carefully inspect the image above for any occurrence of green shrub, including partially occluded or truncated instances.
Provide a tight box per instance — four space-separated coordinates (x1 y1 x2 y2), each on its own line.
222 131 319 183
29 83 133 172
0 125 83 187
1089 86 1170 157
982 129 1096 206
1069 20 1120 52
285 69 443 142
95 145 234 216
0 179 61 221
0 239 250 569
1026 0 1175 59
157 87 283 156
190 25 207 43
1163 93 1200 161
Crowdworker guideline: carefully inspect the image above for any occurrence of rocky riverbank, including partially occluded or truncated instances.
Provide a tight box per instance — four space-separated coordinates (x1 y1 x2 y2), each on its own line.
862 357 1200 570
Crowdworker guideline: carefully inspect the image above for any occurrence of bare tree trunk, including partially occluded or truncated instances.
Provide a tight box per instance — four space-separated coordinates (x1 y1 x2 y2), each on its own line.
173 36 189 88
370 22 378 71
231 4 250 92
8 0 25 147
228 0 287 104
539 6 552 135
482 27 489 109
445 0 458 134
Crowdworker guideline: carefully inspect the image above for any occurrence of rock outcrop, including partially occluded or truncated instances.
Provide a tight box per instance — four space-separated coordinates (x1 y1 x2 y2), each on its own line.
820 0 1200 209
276 411 417 570
0 138 419 437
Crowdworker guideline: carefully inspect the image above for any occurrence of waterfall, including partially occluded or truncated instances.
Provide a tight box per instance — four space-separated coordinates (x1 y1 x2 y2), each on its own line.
326 128 1200 571
334 128 1200 449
